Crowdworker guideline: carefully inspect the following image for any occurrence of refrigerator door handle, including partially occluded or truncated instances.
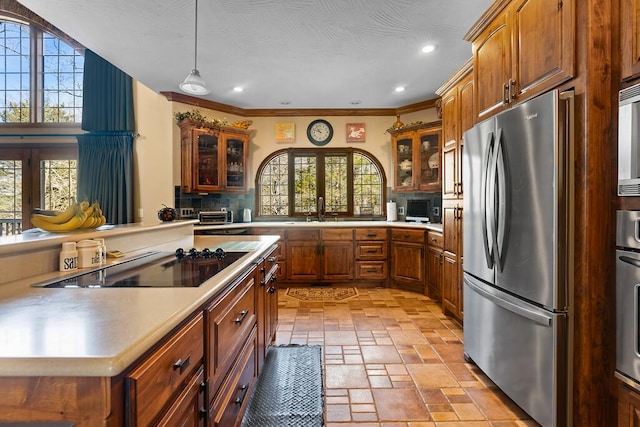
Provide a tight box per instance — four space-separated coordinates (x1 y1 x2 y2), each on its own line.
465 276 552 326
495 127 508 271
481 131 495 268
620 255 640 269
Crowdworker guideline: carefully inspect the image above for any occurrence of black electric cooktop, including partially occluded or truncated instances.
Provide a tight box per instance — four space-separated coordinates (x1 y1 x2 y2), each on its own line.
37 248 249 288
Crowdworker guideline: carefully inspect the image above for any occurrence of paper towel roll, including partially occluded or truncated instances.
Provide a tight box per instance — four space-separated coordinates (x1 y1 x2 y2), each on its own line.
386 201 397 222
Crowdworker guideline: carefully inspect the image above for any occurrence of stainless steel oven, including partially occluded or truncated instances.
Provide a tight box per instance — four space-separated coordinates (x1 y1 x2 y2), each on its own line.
616 210 640 385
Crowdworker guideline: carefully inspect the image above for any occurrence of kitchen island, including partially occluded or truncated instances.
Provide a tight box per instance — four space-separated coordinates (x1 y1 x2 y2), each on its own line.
0 220 280 426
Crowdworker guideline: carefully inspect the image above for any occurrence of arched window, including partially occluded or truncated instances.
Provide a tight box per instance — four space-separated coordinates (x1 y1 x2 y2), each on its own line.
0 16 83 123
256 148 386 220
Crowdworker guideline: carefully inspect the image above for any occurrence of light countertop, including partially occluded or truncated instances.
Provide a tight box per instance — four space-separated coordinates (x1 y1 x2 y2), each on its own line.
0 234 279 377
195 220 443 233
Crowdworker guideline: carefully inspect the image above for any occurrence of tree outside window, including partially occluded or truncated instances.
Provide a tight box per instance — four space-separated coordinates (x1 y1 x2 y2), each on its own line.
257 148 386 219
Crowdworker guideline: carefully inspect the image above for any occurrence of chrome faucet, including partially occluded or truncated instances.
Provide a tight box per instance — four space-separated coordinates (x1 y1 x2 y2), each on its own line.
317 196 324 221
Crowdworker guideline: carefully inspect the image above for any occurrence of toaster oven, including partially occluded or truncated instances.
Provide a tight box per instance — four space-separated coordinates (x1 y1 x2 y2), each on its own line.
198 210 233 224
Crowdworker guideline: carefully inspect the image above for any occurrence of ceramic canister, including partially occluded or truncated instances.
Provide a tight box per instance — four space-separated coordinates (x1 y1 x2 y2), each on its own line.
77 239 101 268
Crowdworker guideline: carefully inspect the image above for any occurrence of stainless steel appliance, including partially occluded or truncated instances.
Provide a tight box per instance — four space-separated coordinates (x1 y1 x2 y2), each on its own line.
618 83 640 196
198 210 233 224
615 210 640 387
462 89 573 427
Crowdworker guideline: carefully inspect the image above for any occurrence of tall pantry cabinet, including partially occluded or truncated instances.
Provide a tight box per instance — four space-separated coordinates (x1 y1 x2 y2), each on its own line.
436 59 473 322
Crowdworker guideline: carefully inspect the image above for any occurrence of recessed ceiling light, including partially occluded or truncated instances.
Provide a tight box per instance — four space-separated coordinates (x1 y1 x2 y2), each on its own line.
395 86 406 93
422 44 436 53
233 86 243 92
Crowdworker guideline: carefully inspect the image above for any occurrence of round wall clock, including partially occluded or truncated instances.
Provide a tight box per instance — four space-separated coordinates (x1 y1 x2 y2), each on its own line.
307 119 333 146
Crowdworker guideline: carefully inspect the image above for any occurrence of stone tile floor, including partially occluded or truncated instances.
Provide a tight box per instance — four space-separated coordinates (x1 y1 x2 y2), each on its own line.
274 287 538 426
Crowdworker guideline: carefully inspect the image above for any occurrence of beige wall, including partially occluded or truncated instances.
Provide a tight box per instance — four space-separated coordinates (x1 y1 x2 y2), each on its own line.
168 104 438 187
133 82 176 224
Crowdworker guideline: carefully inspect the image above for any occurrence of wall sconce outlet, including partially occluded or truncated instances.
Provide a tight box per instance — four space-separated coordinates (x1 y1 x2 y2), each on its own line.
398 207 405 215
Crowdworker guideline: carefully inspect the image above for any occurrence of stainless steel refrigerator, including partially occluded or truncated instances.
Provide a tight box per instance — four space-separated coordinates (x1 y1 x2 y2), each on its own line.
462 89 573 427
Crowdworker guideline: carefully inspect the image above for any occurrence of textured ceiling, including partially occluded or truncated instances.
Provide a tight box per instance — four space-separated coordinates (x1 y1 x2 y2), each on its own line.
17 0 492 110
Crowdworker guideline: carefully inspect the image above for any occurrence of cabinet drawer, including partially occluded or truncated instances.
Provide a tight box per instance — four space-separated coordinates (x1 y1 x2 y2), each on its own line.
355 261 388 280
211 329 257 427
156 367 205 427
287 228 320 241
355 228 387 240
322 228 353 240
207 274 256 396
391 228 425 243
355 241 388 260
427 231 444 248
127 313 204 426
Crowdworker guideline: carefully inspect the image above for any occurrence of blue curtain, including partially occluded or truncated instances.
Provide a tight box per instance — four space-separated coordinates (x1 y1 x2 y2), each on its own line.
77 132 134 225
79 50 135 224
82 50 135 132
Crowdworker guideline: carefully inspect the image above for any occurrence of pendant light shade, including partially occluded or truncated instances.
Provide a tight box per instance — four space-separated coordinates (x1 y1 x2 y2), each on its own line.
180 0 209 95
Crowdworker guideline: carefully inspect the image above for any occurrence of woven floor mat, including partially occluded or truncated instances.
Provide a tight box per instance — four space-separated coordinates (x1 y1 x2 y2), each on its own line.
241 344 324 427
285 286 358 301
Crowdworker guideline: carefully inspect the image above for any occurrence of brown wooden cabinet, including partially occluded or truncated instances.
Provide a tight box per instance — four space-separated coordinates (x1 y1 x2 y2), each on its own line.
389 121 442 192
178 118 251 193
156 367 206 427
425 230 444 301
438 60 473 201
127 313 205 426
354 228 389 282
437 59 473 322
442 202 463 321
621 0 640 80
466 0 575 121
255 245 280 371
205 270 257 414
251 227 287 288
390 228 425 293
286 228 353 283
618 380 640 426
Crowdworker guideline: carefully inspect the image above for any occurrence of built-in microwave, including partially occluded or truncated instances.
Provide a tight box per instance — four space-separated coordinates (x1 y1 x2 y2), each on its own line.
618 83 640 196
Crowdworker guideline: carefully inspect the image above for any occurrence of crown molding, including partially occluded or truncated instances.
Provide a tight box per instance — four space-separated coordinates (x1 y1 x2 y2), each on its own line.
161 91 439 117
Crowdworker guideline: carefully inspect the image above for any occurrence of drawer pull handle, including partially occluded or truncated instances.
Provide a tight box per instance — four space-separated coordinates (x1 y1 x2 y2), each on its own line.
366 249 378 253
404 234 409 238
260 279 266 287
173 354 191 374
235 384 249 404
268 286 277 294
366 269 378 273
268 256 277 262
366 233 376 237
235 310 249 324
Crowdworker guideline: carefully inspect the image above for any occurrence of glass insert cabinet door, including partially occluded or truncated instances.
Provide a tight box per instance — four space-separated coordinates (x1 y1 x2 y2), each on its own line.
196 129 220 188
418 129 441 190
225 136 246 190
395 134 415 188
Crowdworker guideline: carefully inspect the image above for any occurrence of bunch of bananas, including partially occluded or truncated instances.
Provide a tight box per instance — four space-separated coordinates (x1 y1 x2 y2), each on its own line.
30 200 107 232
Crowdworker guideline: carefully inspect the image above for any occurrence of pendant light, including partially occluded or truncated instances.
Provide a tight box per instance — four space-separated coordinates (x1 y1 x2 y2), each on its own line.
180 0 210 95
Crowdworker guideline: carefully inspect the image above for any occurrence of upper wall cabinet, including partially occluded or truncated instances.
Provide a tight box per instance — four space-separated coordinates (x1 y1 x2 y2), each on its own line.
389 121 442 192
178 119 251 193
466 0 575 121
621 0 640 80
